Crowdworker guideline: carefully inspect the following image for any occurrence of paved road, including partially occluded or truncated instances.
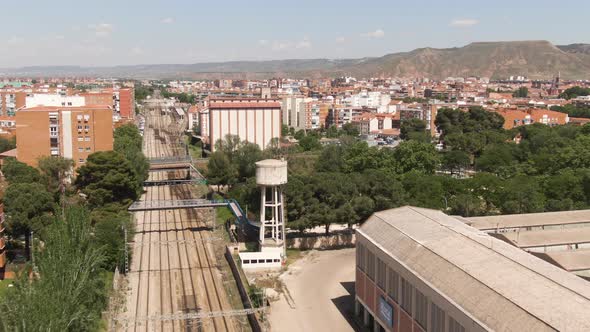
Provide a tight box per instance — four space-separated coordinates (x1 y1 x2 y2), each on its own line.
269 249 359 332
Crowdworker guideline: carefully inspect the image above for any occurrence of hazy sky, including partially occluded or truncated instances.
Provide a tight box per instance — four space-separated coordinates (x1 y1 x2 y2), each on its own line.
2 0 589 67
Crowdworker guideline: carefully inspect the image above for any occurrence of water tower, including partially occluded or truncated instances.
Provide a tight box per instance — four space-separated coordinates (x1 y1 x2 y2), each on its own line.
256 159 287 258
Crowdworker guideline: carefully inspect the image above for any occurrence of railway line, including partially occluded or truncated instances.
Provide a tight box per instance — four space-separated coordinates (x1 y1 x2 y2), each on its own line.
116 104 238 332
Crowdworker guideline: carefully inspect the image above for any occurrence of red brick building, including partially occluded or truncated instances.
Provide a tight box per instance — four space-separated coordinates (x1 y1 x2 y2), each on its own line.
355 206 590 332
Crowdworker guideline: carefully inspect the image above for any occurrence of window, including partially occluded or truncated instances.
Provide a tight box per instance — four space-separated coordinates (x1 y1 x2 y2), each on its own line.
376 258 386 290
78 147 84 152
367 250 375 281
78 136 83 142
243 260 250 264
357 244 365 272
387 268 399 301
430 302 445 332
86 147 91 152
266 259 272 263
78 158 85 164
85 136 91 142
415 289 428 329
401 278 413 314
448 317 465 332
67 102 72 106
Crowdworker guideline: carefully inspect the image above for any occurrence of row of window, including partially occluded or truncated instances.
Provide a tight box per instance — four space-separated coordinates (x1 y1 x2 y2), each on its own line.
77 136 92 142
77 147 92 153
357 243 466 332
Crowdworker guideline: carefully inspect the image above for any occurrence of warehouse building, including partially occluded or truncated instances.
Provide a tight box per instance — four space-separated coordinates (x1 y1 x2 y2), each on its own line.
200 97 281 152
355 206 590 332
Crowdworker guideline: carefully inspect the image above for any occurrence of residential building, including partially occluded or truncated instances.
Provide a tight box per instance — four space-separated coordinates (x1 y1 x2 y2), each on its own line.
281 96 307 129
0 91 26 116
494 108 569 129
25 94 85 108
117 88 135 119
356 206 590 332
200 97 281 152
16 106 114 167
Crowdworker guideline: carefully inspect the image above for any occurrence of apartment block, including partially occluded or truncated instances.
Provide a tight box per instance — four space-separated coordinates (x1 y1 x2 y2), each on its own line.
117 88 135 119
16 106 113 167
0 91 26 116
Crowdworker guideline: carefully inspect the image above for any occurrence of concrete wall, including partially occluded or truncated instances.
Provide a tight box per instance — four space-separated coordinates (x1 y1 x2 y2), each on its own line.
286 232 356 250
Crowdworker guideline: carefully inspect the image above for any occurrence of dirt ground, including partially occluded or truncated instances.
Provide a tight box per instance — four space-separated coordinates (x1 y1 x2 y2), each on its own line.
268 248 359 332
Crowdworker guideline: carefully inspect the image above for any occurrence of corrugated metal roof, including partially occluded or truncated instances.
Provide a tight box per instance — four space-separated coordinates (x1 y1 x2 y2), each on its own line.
538 249 590 272
466 209 590 230
359 206 590 332
495 227 590 248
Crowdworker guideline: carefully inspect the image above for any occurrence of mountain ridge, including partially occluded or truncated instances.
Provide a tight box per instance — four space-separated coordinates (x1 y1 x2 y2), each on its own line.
1 41 589 80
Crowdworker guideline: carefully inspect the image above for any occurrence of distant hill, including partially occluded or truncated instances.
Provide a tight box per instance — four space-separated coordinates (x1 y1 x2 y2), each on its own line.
2 40 590 80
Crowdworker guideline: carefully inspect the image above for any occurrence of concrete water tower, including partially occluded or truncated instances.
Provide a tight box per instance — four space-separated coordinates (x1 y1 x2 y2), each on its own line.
256 159 287 258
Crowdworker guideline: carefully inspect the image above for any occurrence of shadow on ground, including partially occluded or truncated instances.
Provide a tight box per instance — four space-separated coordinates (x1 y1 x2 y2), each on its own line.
331 281 361 332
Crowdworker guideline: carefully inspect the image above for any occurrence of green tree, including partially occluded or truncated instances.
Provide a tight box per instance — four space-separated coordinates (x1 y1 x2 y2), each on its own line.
559 86 590 100
207 151 238 189
2 158 41 184
298 135 322 151
38 156 74 198
400 118 427 140
4 183 55 259
0 206 108 331
0 136 15 153
342 123 359 136
512 87 529 98
75 151 140 207
500 176 545 214
442 150 470 175
394 141 440 174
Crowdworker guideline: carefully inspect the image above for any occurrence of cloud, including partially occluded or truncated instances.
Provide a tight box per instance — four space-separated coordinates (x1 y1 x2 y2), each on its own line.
335 36 346 43
268 37 312 51
361 29 385 39
450 19 479 27
54 35 65 40
89 23 113 37
161 17 174 24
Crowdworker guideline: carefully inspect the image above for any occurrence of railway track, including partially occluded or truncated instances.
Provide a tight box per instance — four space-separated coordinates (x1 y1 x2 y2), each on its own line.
117 104 238 332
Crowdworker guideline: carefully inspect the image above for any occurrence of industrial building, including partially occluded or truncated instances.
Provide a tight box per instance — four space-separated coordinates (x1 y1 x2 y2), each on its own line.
199 97 281 152
355 206 590 332
464 210 590 278
16 105 114 167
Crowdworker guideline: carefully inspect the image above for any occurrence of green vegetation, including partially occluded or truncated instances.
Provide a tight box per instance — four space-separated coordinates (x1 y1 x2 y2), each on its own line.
134 84 154 102
209 106 590 234
0 207 109 331
161 89 198 104
559 86 590 100
0 122 149 328
512 86 529 98
551 104 590 119
0 137 15 154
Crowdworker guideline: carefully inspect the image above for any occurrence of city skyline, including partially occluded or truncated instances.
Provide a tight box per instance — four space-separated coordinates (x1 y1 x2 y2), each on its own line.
2 0 589 67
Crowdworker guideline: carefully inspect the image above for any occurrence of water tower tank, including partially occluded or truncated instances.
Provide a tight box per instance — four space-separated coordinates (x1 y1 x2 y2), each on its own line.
256 159 288 186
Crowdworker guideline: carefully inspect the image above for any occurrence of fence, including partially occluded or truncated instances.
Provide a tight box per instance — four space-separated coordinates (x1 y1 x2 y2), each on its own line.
224 247 263 332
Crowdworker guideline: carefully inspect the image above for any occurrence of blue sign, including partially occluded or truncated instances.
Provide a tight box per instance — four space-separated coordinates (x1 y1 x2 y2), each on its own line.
378 296 394 328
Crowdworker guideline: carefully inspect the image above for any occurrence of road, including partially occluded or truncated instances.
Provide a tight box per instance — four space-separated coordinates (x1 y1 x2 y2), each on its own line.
116 102 238 332
269 249 359 332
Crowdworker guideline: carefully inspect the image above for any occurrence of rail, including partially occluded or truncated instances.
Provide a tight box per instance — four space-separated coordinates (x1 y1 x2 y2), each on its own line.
148 155 192 165
128 198 258 228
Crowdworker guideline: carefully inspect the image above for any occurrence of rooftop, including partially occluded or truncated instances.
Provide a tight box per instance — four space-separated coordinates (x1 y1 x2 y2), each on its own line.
21 105 112 112
465 209 590 230
494 227 590 248
359 206 590 331
538 249 590 272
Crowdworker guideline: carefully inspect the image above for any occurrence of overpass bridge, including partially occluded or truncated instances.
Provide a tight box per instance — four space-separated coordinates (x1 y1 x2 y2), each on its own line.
128 198 259 228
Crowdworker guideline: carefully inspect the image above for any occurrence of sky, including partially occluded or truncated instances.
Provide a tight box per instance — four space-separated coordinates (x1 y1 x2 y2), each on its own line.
2 0 589 67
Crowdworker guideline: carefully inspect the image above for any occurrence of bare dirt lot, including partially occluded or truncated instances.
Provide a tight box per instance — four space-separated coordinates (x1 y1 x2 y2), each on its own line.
269 248 359 332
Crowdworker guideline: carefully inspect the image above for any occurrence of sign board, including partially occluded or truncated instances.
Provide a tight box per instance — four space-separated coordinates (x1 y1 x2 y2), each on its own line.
378 296 394 328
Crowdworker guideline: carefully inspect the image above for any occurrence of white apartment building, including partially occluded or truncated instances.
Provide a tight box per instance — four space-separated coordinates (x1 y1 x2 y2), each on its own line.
281 96 309 130
26 94 85 108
